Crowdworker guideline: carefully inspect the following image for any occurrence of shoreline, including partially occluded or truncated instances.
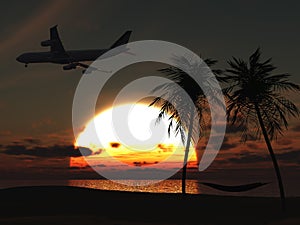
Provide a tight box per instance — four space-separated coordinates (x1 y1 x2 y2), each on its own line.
1 178 300 198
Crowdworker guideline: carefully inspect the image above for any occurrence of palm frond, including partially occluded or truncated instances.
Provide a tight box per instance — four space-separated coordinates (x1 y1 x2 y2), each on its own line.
224 48 300 141
149 56 221 145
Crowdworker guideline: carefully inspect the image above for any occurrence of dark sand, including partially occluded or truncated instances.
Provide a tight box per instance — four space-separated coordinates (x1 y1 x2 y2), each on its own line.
0 186 299 225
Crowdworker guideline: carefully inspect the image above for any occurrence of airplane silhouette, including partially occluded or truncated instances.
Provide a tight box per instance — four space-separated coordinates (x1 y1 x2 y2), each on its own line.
16 25 132 73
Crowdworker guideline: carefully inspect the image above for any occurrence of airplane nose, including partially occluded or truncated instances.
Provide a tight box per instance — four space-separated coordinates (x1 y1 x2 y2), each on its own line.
16 54 26 63
16 55 22 62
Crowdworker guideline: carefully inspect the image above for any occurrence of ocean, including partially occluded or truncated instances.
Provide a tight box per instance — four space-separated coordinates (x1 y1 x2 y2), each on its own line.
1 179 299 197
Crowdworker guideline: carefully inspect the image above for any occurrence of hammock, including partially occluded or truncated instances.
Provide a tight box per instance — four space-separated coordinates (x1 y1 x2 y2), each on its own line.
199 182 269 192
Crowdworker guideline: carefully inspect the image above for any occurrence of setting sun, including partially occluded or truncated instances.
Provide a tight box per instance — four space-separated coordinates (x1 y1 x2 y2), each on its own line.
73 103 196 167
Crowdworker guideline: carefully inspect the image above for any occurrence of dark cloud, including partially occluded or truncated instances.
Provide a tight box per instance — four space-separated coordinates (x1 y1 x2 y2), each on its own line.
110 142 120 148
276 139 293 146
291 125 300 132
212 123 247 134
23 138 41 145
220 142 237 151
1 145 92 158
213 137 237 151
69 166 85 170
247 143 259 149
277 150 300 164
20 156 36 161
133 161 158 167
222 136 229 143
92 164 106 168
280 147 294 151
226 123 247 134
93 149 103 155
226 152 268 164
196 136 235 152
226 150 300 165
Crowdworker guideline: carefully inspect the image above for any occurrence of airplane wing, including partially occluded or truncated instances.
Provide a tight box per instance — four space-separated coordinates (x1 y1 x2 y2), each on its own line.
71 62 112 74
109 30 132 49
76 62 89 68
49 25 67 55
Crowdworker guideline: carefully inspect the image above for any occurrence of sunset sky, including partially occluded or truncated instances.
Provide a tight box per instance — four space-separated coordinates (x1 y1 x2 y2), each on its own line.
0 0 299 182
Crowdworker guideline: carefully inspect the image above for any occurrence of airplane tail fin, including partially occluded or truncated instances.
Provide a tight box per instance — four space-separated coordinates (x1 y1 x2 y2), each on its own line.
110 30 132 49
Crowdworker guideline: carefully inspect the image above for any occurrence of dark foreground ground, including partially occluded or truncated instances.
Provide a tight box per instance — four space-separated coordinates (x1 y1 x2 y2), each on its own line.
0 186 299 225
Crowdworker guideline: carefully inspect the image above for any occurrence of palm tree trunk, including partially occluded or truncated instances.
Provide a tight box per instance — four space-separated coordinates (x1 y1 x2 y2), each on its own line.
182 110 195 194
255 104 286 211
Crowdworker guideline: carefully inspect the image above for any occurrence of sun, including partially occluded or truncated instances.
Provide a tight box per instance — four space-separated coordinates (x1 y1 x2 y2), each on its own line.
73 103 196 167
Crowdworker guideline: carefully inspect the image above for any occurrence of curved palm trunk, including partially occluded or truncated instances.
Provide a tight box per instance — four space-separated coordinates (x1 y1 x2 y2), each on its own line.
182 110 195 194
255 104 286 211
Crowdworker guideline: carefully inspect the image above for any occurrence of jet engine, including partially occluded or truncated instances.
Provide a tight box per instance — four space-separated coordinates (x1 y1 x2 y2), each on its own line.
63 63 77 70
41 40 56 47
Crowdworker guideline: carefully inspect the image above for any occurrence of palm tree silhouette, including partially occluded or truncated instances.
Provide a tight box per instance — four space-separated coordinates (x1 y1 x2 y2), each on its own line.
222 48 300 211
150 57 222 194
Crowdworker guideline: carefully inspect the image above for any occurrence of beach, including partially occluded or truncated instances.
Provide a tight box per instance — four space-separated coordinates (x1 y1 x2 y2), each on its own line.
0 185 299 225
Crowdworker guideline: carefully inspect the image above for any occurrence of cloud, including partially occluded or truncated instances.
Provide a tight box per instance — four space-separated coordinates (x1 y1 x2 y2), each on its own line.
220 142 237 151
157 144 174 152
280 146 294 151
277 150 300 164
209 136 237 151
110 142 121 148
1 144 92 158
92 164 106 168
226 123 247 134
226 152 268 164
132 161 159 167
291 124 300 132
225 149 300 165
211 123 246 134
45 129 75 145
69 166 86 170
23 138 41 145
276 138 293 146
247 143 259 149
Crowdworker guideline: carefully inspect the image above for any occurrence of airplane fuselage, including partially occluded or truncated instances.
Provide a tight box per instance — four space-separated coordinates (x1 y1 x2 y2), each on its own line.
16 49 107 64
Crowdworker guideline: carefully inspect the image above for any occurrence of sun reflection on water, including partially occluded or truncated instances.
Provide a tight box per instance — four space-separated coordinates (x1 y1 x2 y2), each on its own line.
68 179 201 194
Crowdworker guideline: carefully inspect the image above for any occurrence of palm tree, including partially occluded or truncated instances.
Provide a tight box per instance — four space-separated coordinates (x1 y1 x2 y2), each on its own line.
150 57 222 194
223 48 300 211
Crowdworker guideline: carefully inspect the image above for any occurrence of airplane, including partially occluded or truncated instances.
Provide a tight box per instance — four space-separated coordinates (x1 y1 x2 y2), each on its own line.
16 25 132 73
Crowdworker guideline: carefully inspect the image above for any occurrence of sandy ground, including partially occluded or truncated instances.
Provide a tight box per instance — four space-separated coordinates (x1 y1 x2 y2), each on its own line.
0 186 299 225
